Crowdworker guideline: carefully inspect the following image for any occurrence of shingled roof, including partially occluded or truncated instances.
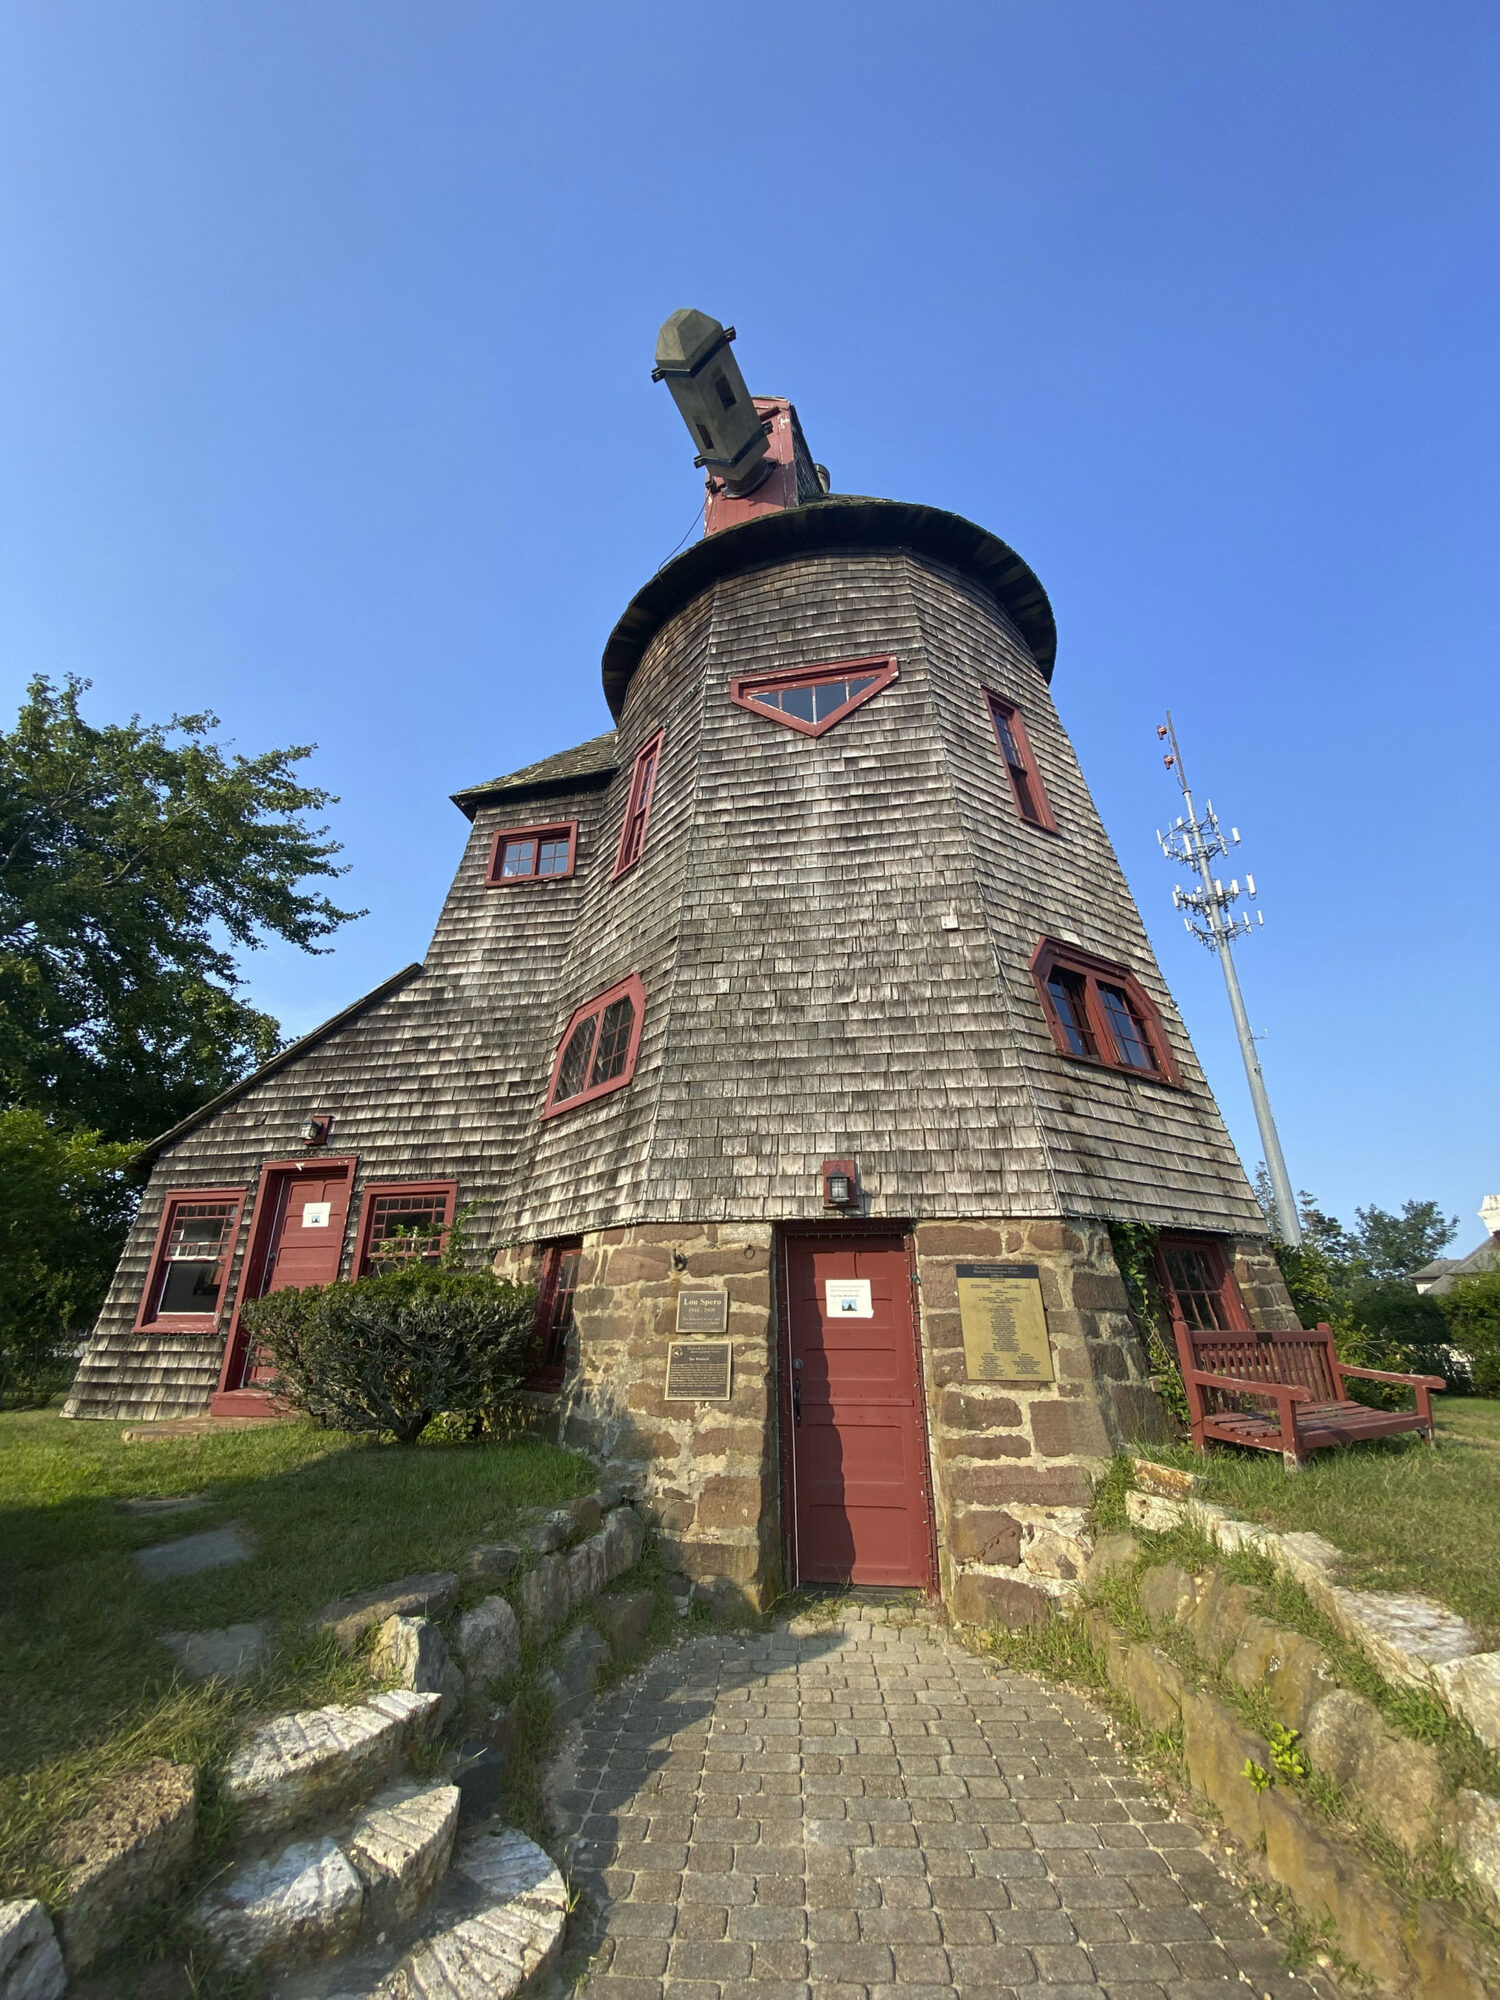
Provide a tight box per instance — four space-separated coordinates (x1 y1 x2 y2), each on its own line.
450 731 617 821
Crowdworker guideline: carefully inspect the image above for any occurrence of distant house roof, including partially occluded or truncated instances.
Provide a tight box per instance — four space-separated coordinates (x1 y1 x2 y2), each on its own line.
451 731 617 821
1413 1238 1500 1296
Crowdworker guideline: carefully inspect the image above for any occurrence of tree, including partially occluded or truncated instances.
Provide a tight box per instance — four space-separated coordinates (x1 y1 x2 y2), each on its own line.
1440 1272 1500 1398
1349 1200 1459 1280
0 1110 135 1402
0 676 361 1143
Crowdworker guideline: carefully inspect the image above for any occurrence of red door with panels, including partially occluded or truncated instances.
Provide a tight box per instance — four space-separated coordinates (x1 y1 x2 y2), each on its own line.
214 1161 354 1411
781 1232 935 1589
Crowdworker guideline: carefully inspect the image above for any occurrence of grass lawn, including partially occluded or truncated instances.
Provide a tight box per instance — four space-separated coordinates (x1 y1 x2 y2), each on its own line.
0 1408 594 1902
1132 1396 1500 1645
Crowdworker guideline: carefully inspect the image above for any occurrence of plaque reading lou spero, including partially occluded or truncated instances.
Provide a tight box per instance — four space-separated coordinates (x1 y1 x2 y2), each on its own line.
675 1290 728 1334
665 1340 733 1401
955 1263 1054 1382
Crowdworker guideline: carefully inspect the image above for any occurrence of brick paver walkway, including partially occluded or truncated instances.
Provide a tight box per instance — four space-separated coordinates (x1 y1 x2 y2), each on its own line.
550 1605 1331 2000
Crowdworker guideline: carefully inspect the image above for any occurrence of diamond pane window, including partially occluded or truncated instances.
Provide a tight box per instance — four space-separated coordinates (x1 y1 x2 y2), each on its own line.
729 655 898 739
486 822 577 886
544 973 647 1117
1031 940 1178 1084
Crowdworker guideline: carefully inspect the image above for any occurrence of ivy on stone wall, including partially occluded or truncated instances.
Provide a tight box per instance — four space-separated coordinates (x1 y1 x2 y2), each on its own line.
1107 1222 1189 1427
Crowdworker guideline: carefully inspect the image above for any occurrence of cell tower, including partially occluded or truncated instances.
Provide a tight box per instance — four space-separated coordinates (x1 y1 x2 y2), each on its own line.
1156 711 1302 1248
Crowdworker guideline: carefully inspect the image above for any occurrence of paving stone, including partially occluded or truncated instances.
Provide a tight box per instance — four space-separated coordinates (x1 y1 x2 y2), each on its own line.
133 1525 253 1580
552 1616 1332 1998
159 1621 271 1683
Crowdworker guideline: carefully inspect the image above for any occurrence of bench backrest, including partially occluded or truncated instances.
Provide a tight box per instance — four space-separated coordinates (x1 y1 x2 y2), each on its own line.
1172 1318 1341 1414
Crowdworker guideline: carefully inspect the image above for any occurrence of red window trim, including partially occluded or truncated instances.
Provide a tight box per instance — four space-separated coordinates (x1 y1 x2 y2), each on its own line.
983 692 1058 833
542 972 647 1118
1030 938 1181 1085
611 732 664 880
527 1235 583 1391
1154 1232 1250 1333
134 1186 246 1333
485 821 578 887
729 654 898 739
353 1179 459 1276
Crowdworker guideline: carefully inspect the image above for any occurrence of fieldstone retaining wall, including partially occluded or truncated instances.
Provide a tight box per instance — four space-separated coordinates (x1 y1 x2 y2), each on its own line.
1078 1524 1500 1995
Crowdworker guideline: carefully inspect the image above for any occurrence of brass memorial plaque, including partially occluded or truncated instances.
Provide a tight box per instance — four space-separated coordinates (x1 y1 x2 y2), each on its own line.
956 1263 1054 1382
675 1290 728 1334
665 1340 733 1401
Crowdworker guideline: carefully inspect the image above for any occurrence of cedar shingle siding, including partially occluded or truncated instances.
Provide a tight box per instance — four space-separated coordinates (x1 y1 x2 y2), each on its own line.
68 494 1278 1596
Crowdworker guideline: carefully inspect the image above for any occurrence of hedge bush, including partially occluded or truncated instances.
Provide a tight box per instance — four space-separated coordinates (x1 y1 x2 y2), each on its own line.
242 1264 537 1442
1441 1269 1500 1399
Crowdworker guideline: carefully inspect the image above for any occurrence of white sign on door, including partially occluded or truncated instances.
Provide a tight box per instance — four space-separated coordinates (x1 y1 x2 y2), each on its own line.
302 1202 332 1228
825 1278 873 1318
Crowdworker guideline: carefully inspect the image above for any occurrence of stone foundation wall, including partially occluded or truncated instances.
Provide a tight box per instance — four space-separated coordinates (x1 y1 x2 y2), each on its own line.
912 1219 1171 1628
495 1224 777 1610
1228 1238 1304 1333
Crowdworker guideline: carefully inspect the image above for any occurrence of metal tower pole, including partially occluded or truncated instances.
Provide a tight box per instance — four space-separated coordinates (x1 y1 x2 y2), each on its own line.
1157 712 1302 1248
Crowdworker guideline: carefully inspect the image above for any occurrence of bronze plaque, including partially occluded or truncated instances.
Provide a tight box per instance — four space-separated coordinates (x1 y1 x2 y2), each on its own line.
675 1290 728 1334
956 1263 1054 1382
665 1340 733 1401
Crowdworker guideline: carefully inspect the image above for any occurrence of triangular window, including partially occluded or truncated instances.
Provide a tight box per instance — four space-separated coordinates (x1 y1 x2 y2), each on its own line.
730 655 898 738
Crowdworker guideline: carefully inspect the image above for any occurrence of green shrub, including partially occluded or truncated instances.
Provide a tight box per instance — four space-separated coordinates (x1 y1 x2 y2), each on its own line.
1441 1270 1500 1398
242 1265 538 1443
1347 1275 1470 1395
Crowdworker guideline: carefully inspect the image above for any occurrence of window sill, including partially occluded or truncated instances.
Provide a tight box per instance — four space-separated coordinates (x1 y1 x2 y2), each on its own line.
1053 1051 1184 1091
133 1317 225 1336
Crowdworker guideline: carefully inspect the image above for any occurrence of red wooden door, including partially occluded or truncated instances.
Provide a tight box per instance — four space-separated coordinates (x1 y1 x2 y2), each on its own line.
783 1233 934 1589
219 1164 352 1399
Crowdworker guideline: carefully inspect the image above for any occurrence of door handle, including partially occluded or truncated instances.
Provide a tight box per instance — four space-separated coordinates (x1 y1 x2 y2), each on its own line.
792 1375 802 1426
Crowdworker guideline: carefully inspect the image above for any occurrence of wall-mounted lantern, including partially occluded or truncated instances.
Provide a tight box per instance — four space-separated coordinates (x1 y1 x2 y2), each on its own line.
821 1158 858 1210
300 1114 333 1149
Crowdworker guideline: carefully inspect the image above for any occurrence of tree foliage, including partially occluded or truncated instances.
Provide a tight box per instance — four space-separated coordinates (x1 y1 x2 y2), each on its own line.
243 1265 537 1443
1254 1170 1469 1395
0 1109 135 1403
1439 1272 1500 1399
0 675 361 1143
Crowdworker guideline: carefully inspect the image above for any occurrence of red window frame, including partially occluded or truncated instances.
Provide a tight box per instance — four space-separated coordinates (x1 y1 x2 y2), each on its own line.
543 972 647 1118
729 654 898 739
1030 939 1180 1084
353 1180 459 1275
984 692 1057 832
1154 1234 1249 1334
527 1236 583 1390
134 1187 246 1332
612 732 663 879
485 821 577 887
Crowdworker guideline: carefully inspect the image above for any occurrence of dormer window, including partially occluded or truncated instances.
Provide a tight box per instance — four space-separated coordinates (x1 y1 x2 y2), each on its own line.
1031 940 1179 1083
730 655 898 739
486 821 577 885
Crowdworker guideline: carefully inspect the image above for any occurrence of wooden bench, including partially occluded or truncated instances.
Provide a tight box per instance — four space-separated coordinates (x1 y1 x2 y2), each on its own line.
1171 1317 1445 1469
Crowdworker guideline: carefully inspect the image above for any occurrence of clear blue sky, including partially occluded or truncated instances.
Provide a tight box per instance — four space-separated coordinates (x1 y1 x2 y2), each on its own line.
2 3 1495 1250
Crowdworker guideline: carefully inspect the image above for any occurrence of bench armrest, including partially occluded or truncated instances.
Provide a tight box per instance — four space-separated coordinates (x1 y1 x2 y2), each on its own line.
1340 1364 1447 1391
1186 1368 1310 1401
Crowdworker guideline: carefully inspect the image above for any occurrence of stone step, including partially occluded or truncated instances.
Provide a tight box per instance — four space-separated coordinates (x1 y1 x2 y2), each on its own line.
200 1837 365 1970
347 1785 461 1933
0 1898 66 2000
225 1695 441 1838
373 1831 566 2000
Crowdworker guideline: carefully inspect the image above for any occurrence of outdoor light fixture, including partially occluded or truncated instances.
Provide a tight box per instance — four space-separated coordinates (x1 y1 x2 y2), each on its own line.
821 1159 858 1209
300 1115 332 1148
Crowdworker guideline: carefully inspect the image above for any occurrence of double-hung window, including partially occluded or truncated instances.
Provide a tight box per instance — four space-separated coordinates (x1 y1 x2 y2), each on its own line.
544 973 647 1116
613 734 663 878
984 693 1056 830
1031 940 1178 1082
136 1191 244 1331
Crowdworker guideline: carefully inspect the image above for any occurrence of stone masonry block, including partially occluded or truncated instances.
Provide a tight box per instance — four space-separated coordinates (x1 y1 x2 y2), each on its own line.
1028 1399 1111 1460
946 1509 1022 1565
949 1573 1048 1630
51 1759 198 1972
946 1465 1093 1508
1259 1787 1409 1991
938 1389 1022 1431
694 1476 765 1533
1180 1690 1267 1851
0 1900 65 2000
1121 1643 1186 1735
